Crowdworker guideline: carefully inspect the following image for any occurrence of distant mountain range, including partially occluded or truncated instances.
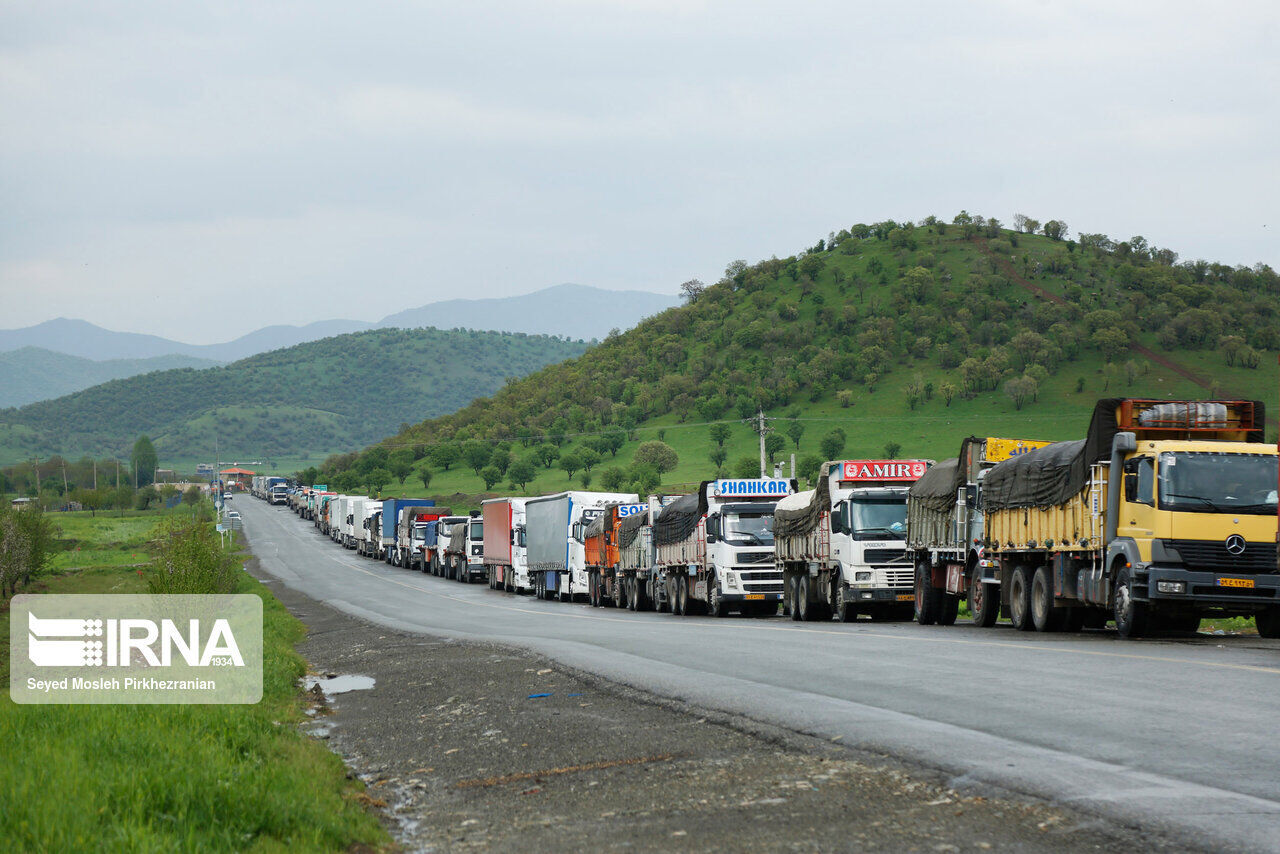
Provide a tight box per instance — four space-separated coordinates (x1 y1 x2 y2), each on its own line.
0 284 678 407
0 348 219 409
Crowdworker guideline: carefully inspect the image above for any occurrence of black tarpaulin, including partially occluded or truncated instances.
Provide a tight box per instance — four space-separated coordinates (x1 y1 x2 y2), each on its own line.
773 463 833 538
652 485 709 546
908 457 962 514
617 507 648 548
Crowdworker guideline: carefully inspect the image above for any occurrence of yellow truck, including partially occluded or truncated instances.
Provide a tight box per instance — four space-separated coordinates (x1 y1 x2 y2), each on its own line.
907 436 1051 626
982 399 1278 638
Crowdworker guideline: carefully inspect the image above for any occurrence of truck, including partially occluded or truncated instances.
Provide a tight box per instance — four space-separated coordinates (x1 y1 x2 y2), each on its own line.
774 461 928 622
444 512 486 583
393 507 452 569
526 491 639 601
482 498 531 593
908 437 1050 626
585 502 648 608
654 479 792 617
380 498 436 563
340 497 366 549
265 476 288 505
356 503 382 557
979 398 1278 638
423 515 469 575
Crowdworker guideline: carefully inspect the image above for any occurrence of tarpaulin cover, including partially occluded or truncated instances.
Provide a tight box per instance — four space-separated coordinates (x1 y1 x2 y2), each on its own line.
907 437 979 514
983 398 1267 510
773 463 833 538
446 522 469 553
585 506 616 539
617 507 649 548
652 485 709 546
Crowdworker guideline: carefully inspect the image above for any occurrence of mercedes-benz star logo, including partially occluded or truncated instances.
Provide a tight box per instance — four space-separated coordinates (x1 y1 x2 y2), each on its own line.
1225 534 1247 556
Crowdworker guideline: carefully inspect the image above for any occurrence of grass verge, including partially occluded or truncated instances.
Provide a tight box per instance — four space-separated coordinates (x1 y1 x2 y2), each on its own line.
0 515 390 852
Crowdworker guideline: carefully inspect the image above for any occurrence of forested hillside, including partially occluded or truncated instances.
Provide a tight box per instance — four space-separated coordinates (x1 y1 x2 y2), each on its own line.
0 347 219 408
0 328 589 463
313 213 1278 499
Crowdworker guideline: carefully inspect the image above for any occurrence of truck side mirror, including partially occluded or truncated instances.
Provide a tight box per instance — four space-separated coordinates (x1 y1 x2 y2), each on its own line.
572 522 584 541
830 506 844 534
964 485 977 508
706 514 719 543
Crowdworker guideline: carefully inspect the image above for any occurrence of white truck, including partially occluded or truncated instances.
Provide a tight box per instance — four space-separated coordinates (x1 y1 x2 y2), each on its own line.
653 478 793 618
907 437 1050 626
526 491 639 601
426 515 470 575
445 513 486 583
775 460 929 622
356 504 382 557
482 497 531 593
341 497 366 550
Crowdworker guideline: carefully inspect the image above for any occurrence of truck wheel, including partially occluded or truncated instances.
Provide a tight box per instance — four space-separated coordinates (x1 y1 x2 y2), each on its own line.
1008 566 1033 631
1031 566 1064 632
708 579 727 618
915 562 941 626
797 576 815 621
832 576 855 623
589 573 599 607
1256 608 1280 638
673 578 687 616
969 575 1000 627
1112 566 1148 639
788 576 801 621
613 575 626 609
627 578 640 611
938 595 960 626
458 560 469 583
634 578 652 612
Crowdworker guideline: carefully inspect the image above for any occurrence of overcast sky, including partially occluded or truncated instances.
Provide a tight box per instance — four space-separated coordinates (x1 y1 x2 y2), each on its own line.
2 1 1276 343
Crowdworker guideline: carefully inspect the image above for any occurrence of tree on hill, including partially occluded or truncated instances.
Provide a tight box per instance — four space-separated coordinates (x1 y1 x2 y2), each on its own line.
709 423 731 448
785 421 805 450
508 458 536 490
481 465 502 490
765 433 786 464
559 452 583 479
733 457 759 478
463 441 491 476
131 435 157 487
819 428 846 461
709 446 727 472
364 468 391 494
418 466 434 491
389 449 413 484
634 441 678 474
428 444 459 471
535 443 560 468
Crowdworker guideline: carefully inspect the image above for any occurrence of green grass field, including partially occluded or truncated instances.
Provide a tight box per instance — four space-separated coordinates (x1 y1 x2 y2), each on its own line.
0 513 390 852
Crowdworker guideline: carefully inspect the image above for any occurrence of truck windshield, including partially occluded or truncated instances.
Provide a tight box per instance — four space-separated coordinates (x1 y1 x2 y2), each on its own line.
849 498 908 540
1158 452 1278 514
470 522 484 540
724 512 774 546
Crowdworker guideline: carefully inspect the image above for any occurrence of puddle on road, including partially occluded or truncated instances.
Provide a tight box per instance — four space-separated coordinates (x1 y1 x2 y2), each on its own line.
305 674 376 696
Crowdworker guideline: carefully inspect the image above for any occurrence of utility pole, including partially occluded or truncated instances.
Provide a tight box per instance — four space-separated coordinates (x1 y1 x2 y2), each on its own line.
61 459 69 496
749 408 774 478
33 458 40 499
93 459 98 491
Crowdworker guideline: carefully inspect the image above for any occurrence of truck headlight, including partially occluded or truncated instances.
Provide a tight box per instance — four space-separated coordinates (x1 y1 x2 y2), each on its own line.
1156 580 1185 594
855 571 872 582
725 574 739 590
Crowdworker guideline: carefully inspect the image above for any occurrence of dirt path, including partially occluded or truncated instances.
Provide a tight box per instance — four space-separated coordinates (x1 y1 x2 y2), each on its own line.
248 558 1189 854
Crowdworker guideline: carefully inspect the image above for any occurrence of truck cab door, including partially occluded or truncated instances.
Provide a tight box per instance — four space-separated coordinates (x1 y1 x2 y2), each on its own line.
1117 456 1159 544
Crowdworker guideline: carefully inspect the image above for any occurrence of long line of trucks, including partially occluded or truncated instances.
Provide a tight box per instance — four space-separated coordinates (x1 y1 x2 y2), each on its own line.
256 397 1278 640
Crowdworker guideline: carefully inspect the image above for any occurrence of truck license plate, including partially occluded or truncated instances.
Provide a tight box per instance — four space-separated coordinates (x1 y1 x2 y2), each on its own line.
896 593 914 602
744 594 764 601
1216 577 1255 589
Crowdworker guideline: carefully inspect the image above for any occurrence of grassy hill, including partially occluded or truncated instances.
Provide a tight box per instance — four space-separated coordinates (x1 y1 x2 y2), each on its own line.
0 328 589 465
313 214 1278 501
0 347 220 408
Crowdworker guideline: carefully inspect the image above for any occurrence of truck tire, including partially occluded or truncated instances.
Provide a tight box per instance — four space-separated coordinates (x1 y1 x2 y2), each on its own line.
832 575 856 623
969 574 1000 627
1112 566 1148 639
613 575 626 609
915 562 941 626
1031 566 1064 632
1256 608 1280 638
938 595 960 626
589 573 600 607
627 578 640 611
797 576 816 621
634 578 652 612
674 578 687 616
1008 566 1034 631
708 579 728 617
788 575 801 621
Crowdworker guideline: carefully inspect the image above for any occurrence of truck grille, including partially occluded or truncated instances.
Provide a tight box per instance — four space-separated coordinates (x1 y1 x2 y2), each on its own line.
1169 539 1277 573
882 569 913 589
745 583 785 594
737 551 775 564
864 549 910 564
739 570 781 582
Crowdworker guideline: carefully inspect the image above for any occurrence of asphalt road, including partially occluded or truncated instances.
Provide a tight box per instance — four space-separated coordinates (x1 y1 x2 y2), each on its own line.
240 498 1280 853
